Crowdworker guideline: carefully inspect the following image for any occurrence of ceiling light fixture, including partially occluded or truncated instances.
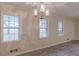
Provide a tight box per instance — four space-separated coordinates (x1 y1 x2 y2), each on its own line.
34 3 49 17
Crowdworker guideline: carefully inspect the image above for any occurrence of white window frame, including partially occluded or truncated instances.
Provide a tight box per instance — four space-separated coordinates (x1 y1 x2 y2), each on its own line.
1 15 21 42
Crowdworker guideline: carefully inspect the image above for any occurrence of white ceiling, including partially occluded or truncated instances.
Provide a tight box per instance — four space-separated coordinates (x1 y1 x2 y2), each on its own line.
1 2 79 19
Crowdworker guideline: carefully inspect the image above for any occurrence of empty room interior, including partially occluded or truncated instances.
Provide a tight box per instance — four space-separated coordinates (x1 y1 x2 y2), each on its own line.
1 2 79 56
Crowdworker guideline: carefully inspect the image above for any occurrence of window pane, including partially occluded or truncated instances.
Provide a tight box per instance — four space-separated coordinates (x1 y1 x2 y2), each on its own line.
15 29 19 34
40 29 47 33
3 22 8 27
15 16 19 27
9 22 15 27
15 22 19 27
3 29 8 34
3 35 10 42
3 15 9 22
15 34 19 40
40 19 47 29
58 21 63 29
9 16 15 27
9 29 15 40
40 31 48 38
9 35 14 41
58 29 63 32
40 29 45 33
15 29 19 40
9 29 15 34
3 29 9 41
3 16 9 27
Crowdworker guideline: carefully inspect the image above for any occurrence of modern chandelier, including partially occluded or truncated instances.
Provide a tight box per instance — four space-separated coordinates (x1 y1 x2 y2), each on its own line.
34 4 49 17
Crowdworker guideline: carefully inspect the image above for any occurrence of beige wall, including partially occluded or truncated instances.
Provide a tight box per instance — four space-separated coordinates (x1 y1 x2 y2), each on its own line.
76 20 79 40
0 4 76 55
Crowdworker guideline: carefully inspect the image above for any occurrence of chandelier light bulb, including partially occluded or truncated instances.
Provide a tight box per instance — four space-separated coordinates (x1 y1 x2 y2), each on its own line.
46 9 49 16
34 9 38 16
40 4 45 12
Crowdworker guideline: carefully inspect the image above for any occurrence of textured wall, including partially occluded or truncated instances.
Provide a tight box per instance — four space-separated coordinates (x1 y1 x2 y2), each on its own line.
75 20 79 40
0 4 76 55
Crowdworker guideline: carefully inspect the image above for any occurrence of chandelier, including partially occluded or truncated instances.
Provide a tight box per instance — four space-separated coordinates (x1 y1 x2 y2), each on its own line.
34 4 49 17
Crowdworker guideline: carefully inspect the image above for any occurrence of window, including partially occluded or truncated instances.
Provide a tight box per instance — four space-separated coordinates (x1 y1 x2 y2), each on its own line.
3 15 20 42
39 18 48 38
57 20 64 36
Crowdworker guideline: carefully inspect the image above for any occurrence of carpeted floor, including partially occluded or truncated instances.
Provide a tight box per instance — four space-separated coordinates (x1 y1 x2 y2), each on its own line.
19 40 79 56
